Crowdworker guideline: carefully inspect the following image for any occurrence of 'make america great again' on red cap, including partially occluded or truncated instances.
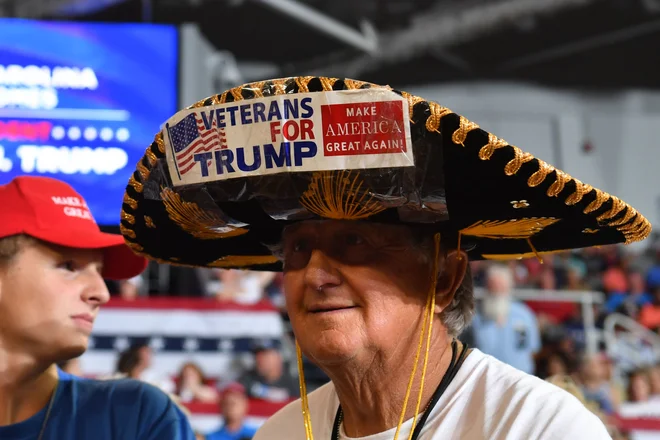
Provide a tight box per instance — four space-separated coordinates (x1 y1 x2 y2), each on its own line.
0 175 147 280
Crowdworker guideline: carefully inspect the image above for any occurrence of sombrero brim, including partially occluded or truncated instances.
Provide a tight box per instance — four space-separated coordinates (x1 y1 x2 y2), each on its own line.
119 77 651 271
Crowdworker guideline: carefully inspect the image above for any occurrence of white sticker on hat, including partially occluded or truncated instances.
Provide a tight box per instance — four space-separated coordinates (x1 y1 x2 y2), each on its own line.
163 88 415 187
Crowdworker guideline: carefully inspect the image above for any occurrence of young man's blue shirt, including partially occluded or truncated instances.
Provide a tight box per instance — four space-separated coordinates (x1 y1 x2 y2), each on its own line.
0 369 197 440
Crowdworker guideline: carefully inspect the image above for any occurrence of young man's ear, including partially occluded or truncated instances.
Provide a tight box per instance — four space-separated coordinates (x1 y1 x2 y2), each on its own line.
434 250 468 313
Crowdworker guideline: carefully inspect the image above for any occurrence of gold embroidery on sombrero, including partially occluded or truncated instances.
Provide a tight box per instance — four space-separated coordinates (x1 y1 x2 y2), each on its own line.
146 145 159 165
597 197 627 222
609 207 637 227
452 119 480 146
127 174 143 193
399 91 426 120
300 170 386 220
478 133 508 160
229 86 244 102
547 170 571 197
482 249 570 261
565 180 591 205
504 150 534 176
189 98 208 109
121 211 136 225
249 81 266 98
120 223 136 240
425 102 452 133
343 79 369 90
527 160 554 187
127 242 143 253
208 255 279 268
525 238 544 263
622 215 652 244
510 200 529 209
136 160 150 182
160 188 248 240
583 228 599 234
123 193 138 210
319 77 338 91
144 216 156 229
269 78 288 95
584 190 609 214
294 76 315 92
460 218 560 240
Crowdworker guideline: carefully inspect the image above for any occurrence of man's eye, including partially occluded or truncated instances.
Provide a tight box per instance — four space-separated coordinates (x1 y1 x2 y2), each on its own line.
344 233 365 246
293 239 310 252
58 260 76 272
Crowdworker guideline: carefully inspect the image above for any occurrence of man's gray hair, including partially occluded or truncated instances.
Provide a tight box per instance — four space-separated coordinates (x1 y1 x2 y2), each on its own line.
411 234 475 338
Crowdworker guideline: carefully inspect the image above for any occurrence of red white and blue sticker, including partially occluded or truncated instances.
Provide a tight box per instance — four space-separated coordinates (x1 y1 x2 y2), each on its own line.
163 88 414 187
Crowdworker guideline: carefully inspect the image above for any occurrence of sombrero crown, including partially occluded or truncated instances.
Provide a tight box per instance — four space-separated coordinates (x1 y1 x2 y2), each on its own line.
120 76 651 271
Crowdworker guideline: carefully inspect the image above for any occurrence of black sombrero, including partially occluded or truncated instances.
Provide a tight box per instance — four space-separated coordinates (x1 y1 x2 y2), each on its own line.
120 76 651 271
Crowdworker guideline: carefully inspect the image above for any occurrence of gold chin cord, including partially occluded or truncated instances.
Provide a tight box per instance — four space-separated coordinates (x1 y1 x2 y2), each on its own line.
295 233 441 440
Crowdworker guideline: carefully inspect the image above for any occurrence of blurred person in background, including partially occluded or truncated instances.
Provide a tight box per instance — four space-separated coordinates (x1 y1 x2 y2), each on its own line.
647 363 660 401
213 270 276 305
206 382 257 440
118 274 146 301
115 343 176 394
575 353 616 415
471 264 541 374
175 362 219 404
628 369 651 403
536 350 573 380
239 341 298 403
0 176 195 439
607 270 651 319
638 285 660 329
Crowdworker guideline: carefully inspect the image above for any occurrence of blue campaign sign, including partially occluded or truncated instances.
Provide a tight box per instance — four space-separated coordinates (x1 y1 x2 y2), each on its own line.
0 18 178 225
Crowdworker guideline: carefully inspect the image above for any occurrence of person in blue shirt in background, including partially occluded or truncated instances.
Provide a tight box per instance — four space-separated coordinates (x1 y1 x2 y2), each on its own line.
0 176 197 440
206 383 258 440
471 263 541 374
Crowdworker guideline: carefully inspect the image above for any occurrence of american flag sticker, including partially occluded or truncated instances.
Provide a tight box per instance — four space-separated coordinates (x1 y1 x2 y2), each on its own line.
166 112 227 178
163 89 414 187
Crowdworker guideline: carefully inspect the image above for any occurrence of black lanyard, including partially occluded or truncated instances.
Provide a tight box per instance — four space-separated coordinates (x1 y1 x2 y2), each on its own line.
330 340 470 440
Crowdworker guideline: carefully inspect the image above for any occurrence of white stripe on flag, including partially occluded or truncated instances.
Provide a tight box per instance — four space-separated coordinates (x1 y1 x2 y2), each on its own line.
79 351 244 378
93 309 284 338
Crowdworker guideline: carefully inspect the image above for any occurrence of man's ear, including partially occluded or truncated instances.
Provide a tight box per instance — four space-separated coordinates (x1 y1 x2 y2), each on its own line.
434 250 468 313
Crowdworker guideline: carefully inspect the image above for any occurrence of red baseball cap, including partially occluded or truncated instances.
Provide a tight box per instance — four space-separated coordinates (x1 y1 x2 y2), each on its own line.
220 382 246 398
0 175 147 280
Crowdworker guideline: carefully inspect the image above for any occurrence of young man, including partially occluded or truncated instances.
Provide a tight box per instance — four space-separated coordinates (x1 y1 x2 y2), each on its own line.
0 176 197 440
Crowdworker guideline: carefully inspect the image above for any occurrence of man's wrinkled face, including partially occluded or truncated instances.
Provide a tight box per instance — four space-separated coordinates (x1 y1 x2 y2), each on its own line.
281 220 436 366
0 240 109 362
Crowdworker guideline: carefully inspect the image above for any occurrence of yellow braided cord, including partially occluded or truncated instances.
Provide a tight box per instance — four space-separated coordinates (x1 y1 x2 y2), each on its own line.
407 233 440 439
394 234 440 440
296 341 314 440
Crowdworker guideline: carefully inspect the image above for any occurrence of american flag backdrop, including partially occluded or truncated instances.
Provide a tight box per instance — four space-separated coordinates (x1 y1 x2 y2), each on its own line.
166 112 226 175
78 298 285 380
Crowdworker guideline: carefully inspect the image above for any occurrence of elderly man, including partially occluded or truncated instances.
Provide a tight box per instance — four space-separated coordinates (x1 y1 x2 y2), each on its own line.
121 77 650 439
471 264 540 374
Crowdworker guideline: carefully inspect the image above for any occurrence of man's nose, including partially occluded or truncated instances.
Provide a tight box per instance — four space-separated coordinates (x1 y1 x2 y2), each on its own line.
303 249 342 292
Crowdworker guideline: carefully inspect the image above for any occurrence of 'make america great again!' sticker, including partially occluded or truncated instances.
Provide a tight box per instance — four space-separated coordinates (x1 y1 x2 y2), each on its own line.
163 88 414 187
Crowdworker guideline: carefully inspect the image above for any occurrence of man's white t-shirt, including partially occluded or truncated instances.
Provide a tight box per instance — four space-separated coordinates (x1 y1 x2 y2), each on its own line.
253 349 611 440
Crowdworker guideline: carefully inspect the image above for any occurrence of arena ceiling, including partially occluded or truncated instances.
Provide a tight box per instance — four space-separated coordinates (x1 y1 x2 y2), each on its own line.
4 0 660 90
